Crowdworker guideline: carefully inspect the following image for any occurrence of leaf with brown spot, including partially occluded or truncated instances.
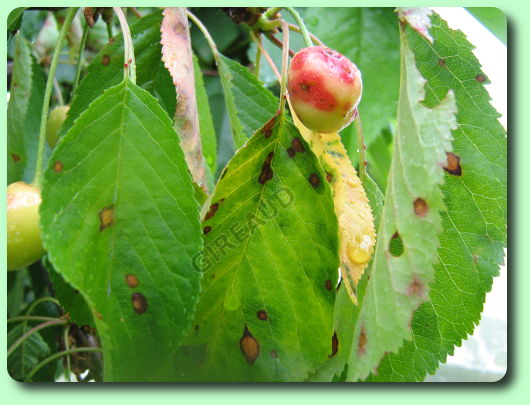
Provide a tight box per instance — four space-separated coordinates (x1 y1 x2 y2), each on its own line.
289 106 376 305
345 19 457 381
7 34 45 184
240 327 260 365
369 11 506 382
161 8 207 189
40 78 202 382
179 108 339 381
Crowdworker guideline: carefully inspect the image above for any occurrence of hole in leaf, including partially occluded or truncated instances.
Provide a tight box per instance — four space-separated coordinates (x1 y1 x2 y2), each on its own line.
389 232 404 257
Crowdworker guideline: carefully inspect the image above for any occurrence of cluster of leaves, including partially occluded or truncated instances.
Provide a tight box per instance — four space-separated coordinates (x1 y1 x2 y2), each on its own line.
6 7 506 382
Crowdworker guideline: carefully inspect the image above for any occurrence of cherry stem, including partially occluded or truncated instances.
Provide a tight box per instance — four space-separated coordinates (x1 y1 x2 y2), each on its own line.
114 7 136 83
187 9 220 65
284 8 312 47
24 347 103 382
32 7 78 189
53 78 64 106
251 32 281 82
288 23 324 46
253 32 262 78
354 112 367 184
7 319 67 358
7 315 62 324
72 19 90 95
279 21 290 116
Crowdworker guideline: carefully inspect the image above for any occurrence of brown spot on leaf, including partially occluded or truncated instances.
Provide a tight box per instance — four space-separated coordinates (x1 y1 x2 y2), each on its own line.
94 311 102 320
98 205 115 231
476 74 486 82
203 226 212 235
258 152 274 185
325 172 333 183
12 154 20 162
131 292 148 314
257 310 268 321
413 198 428 217
125 274 139 288
308 173 320 188
330 332 339 357
438 58 446 67
408 276 425 296
53 161 63 173
444 152 462 176
173 22 185 35
270 350 278 358
204 203 219 221
240 326 260 365
101 54 111 66
261 112 279 138
325 279 332 291
358 326 367 355
287 137 305 157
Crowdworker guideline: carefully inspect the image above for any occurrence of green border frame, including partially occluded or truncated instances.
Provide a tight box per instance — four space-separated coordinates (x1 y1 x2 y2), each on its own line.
2 0 526 402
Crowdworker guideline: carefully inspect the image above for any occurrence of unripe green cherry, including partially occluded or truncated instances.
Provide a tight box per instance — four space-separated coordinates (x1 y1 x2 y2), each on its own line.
288 46 362 133
46 105 69 148
7 182 45 271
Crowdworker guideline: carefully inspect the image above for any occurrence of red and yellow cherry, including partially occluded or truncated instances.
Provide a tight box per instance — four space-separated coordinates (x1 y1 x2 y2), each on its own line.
288 46 362 133
7 182 45 271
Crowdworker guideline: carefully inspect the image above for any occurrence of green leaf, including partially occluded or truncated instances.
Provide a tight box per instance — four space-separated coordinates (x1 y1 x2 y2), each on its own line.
7 7 27 34
40 79 202 382
217 54 278 148
7 34 45 184
45 257 94 328
367 10 507 382
182 110 339 381
59 11 175 138
194 54 217 174
466 7 507 45
346 18 458 381
8 323 51 381
300 7 400 148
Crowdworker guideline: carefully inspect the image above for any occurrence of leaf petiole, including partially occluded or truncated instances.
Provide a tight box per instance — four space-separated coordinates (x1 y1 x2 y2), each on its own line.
32 7 78 189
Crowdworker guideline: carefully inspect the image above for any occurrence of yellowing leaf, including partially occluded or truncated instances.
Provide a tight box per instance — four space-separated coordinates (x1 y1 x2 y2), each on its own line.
289 104 376 304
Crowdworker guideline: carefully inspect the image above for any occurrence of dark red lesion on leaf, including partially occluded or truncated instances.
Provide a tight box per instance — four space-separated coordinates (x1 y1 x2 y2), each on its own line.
287 137 305 157
413 198 429 217
131 292 148 314
308 173 321 188
203 226 212 235
261 111 280 139
101 54 111 66
258 152 274 185
12 154 20 162
438 58 446 67
443 152 462 176
125 274 139 288
53 161 63 173
325 172 334 183
98 204 115 231
329 332 339 357
240 326 260 365
325 279 332 291
257 310 268 321
204 203 219 221
407 275 425 297
475 73 486 82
